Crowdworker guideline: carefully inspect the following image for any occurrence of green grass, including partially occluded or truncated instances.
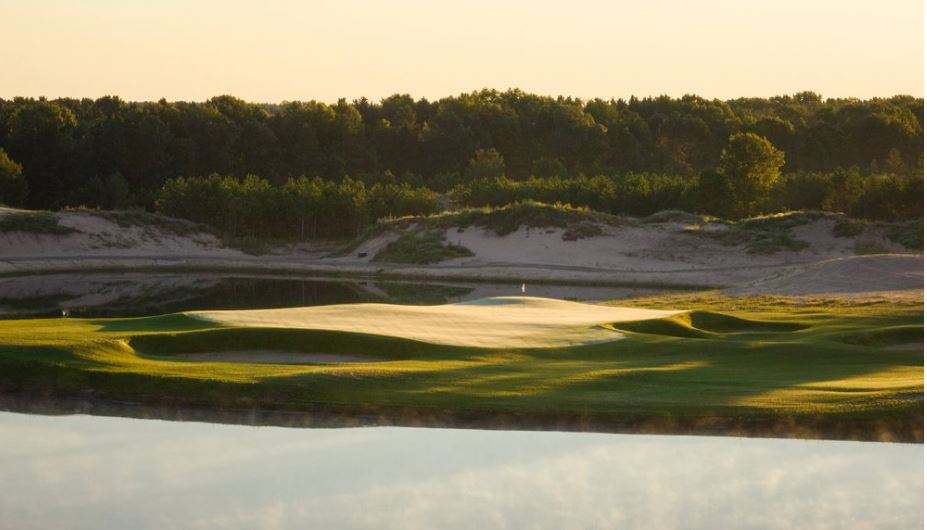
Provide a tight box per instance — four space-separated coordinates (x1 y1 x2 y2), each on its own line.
419 201 629 236
562 221 603 241
886 219 924 250
611 310 806 339
698 211 818 254
833 217 866 238
854 242 888 255
0 211 78 235
0 295 921 440
641 210 715 225
373 230 474 264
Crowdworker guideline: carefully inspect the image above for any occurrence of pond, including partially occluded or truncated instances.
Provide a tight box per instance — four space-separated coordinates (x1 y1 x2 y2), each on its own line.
0 411 921 530
0 272 684 318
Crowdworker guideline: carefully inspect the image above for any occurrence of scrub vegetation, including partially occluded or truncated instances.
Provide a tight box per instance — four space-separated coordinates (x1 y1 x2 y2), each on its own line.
373 230 473 264
0 295 920 441
0 211 76 235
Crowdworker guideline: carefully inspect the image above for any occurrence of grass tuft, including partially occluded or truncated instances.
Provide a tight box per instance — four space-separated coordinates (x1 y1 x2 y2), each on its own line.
641 210 714 225
562 221 603 241
854 242 888 255
885 220 923 250
833 217 866 238
373 230 473 264
0 211 78 235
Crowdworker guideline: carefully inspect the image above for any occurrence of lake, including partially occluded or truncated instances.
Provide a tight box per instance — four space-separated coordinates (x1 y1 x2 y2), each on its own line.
0 411 921 530
0 272 684 318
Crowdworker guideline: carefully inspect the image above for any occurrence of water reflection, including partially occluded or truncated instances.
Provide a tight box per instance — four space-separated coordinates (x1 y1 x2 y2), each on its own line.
0 273 683 318
0 411 921 530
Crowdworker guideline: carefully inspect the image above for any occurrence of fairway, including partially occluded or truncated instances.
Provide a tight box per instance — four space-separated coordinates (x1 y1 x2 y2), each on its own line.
0 295 921 440
189 296 682 348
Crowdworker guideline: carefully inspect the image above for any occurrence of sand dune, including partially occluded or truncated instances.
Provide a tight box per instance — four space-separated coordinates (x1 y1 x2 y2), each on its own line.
189 296 682 349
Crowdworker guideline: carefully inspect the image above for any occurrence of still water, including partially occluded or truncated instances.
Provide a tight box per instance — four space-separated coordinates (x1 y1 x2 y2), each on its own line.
0 411 921 530
0 272 684 318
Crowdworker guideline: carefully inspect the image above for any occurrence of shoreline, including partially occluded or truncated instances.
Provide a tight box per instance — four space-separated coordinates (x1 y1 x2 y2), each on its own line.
0 255 729 290
0 391 921 444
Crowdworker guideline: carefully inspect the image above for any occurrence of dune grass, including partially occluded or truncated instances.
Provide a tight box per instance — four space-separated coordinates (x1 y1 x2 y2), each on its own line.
373 230 473 264
0 295 921 439
0 211 77 235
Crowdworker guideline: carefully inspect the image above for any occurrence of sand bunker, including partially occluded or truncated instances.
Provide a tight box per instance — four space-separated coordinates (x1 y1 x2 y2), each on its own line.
189 296 682 349
173 351 379 364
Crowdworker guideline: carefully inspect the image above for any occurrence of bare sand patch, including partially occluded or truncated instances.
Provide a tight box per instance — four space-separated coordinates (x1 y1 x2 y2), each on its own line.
173 351 380 364
0 207 241 258
189 296 683 349
731 254 923 296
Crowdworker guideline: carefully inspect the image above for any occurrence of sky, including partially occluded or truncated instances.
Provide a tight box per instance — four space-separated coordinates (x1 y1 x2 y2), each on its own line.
0 0 923 103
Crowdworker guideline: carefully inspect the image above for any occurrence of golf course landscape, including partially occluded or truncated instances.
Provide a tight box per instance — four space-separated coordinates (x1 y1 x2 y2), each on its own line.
3 2 926 527
2 294 921 441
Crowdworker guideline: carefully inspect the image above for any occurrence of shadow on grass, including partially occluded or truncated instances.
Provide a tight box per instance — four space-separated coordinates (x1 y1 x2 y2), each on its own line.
129 327 482 361
94 313 220 333
609 310 808 339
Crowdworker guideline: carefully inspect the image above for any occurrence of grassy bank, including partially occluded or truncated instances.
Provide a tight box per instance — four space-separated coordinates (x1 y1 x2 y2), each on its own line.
0 295 921 441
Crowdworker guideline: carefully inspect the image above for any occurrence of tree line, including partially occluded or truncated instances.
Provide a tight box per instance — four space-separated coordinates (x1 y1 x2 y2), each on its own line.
153 132 921 241
0 90 922 212
156 174 438 239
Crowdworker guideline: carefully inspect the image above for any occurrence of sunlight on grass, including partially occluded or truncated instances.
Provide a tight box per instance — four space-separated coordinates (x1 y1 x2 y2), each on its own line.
0 295 921 429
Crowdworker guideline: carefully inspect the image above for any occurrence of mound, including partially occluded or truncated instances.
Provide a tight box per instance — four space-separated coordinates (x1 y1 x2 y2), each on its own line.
611 311 806 338
188 296 682 349
732 254 924 296
0 207 240 258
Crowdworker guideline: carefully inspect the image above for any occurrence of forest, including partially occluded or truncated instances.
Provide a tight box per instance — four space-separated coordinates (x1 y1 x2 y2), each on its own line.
0 90 922 238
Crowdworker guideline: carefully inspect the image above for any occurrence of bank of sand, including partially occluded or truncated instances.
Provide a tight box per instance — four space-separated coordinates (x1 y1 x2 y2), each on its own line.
1 207 922 298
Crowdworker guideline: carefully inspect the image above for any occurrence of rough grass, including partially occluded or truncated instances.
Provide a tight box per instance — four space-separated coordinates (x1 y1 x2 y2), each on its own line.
423 201 629 236
372 201 628 238
854 242 888 255
373 230 474 264
0 295 921 440
839 325 924 347
560 221 602 241
833 217 866 238
695 211 822 254
885 220 923 250
340 206 921 260
641 210 715 225
0 212 78 235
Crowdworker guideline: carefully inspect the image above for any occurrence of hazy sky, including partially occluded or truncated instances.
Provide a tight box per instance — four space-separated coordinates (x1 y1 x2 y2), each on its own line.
1 0 923 102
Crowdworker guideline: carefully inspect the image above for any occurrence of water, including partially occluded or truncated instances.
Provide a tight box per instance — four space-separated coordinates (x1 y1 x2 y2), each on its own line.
0 272 682 318
0 411 921 530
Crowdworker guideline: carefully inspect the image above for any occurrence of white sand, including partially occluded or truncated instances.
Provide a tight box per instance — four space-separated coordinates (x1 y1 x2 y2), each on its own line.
189 296 682 349
2 208 921 298
0 207 242 257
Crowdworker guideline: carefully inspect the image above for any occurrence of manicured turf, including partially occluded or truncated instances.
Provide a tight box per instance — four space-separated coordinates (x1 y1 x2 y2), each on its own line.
0 295 921 439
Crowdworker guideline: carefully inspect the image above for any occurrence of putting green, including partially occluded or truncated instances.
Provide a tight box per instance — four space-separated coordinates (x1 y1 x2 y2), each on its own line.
189 296 682 349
